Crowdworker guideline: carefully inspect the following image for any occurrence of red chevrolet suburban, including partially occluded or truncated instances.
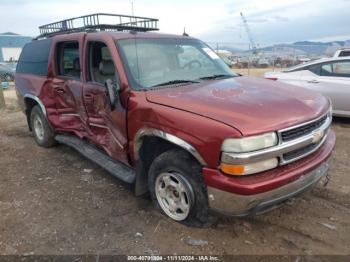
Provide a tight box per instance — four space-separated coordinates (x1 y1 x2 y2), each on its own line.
15 14 335 227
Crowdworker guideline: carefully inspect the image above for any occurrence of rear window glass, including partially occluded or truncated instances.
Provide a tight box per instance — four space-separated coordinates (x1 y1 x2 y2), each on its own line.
339 51 350 57
16 39 52 75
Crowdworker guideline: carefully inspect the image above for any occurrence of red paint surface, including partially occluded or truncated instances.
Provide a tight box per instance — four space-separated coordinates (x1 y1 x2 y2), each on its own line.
146 76 329 136
15 31 334 183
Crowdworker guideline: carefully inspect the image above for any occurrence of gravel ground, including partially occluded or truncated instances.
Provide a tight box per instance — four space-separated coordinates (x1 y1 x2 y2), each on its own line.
0 109 349 256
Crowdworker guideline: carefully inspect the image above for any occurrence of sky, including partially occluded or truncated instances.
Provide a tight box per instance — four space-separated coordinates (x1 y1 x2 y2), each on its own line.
1 0 350 46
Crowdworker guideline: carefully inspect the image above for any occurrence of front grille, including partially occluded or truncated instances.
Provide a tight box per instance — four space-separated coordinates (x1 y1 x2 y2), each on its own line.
281 115 327 142
283 143 319 161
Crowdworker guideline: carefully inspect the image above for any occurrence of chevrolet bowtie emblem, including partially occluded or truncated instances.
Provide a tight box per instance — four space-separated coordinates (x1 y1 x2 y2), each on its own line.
312 129 324 143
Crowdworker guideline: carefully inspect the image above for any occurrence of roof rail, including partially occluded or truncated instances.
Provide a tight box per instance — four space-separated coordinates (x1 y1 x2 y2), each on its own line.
36 13 159 39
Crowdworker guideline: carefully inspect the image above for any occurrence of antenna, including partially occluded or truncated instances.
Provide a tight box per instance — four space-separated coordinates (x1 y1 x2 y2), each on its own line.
183 27 189 36
131 0 135 17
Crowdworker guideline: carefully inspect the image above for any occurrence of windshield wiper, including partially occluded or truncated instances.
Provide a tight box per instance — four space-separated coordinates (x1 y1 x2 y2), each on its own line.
198 74 234 80
152 79 200 88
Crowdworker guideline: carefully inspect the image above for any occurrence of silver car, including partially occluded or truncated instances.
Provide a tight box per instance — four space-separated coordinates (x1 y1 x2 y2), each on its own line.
264 57 350 117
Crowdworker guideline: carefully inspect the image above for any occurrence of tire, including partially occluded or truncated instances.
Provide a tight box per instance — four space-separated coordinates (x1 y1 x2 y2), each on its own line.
30 105 56 147
148 149 217 227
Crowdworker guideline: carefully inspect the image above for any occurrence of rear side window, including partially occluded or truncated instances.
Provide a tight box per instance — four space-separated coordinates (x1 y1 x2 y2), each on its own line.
339 51 350 57
56 42 80 79
16 39 52 75
321 61 350 77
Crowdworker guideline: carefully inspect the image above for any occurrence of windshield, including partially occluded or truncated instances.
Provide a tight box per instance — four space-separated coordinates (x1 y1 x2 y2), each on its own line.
117 38 237 90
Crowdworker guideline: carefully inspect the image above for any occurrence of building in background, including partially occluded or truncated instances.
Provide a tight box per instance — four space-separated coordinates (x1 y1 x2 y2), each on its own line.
0 32 32 62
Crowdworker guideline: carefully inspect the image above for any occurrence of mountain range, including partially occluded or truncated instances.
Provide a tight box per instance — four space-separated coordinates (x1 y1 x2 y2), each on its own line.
219 40 350 55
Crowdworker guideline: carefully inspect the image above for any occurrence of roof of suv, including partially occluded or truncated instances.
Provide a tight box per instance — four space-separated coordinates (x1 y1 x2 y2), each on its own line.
35 31 195 42
108 31 195 40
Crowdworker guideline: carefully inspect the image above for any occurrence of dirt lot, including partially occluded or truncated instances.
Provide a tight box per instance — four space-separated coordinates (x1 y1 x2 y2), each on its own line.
0 92 350 256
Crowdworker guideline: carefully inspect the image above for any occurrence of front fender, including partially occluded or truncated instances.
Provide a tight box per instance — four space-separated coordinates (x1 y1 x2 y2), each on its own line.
127 92 242 168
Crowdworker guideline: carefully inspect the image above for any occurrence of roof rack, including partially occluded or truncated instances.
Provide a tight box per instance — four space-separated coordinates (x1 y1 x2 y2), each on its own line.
36 13 159 39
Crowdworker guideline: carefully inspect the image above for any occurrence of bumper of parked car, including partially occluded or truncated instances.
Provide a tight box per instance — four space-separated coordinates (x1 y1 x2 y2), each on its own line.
202 130 335 216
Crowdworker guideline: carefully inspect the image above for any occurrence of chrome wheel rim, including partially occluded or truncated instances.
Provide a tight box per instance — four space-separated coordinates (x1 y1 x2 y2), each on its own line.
155 172 193 221
33 115 44 141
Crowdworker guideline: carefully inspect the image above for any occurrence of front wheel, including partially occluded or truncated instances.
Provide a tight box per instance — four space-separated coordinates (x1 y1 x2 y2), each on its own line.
148 149 216 227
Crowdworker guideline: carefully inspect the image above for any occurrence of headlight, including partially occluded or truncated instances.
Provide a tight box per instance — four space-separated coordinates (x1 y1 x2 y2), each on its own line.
221 132 278 153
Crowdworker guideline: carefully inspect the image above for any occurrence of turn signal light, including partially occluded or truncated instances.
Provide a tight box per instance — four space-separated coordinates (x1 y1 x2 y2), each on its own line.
220 158 278 176
220 163 245 176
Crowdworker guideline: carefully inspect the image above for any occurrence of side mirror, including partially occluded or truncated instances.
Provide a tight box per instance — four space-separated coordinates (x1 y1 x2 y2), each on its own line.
105 79 120 110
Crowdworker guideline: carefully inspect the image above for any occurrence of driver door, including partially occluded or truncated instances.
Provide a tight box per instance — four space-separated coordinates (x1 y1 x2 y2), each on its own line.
82 40 129 165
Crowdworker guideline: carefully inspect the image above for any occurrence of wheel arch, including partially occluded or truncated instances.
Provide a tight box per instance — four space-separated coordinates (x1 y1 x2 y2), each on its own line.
133 128 207 196
23 94 46 130
134 128 206 166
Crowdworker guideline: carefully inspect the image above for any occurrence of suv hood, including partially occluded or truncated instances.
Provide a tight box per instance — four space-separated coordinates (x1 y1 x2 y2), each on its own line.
146 76 329 136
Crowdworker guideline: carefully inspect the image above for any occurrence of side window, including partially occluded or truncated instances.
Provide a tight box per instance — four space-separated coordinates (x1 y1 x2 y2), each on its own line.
321 61 350 77
339 51 350 57
87 41 116 85
16 39 52 75
56 41 80 79
320 63 333 76
307 64 321 75
332 61 350 77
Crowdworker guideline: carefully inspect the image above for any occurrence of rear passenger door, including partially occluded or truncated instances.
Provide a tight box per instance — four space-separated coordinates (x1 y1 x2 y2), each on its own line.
300 60 350 114
50 36 85 131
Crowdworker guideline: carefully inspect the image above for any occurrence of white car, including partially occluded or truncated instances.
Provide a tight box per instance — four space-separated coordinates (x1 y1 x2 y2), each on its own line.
334 48 350 57
264 57 350 117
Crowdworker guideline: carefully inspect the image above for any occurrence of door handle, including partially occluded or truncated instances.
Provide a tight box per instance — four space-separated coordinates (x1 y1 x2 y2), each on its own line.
84 94 94 103
307 79 319 84
54 87 65 94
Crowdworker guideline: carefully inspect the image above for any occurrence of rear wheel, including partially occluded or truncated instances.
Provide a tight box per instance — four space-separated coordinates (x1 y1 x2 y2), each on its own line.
30 105 56 147
148 149 216 227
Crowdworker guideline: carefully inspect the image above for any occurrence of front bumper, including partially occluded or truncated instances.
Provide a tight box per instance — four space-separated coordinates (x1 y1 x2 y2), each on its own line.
208 160 329 216
203 130 335 216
